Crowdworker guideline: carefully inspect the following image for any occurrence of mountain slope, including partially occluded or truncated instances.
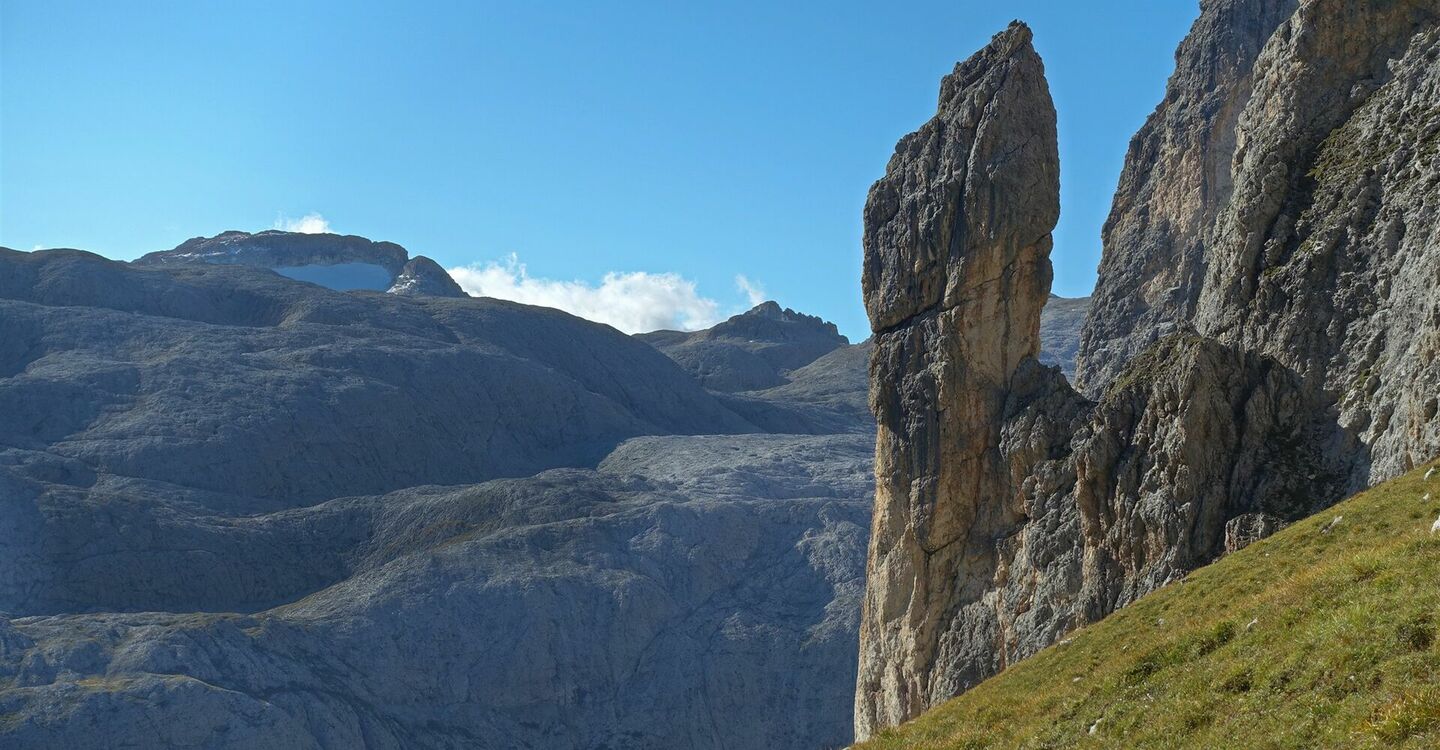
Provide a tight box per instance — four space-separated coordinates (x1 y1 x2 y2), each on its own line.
0 432 872 750
0 245 876 748
856 457 1440 749
0 247 768 615
0 248 754 508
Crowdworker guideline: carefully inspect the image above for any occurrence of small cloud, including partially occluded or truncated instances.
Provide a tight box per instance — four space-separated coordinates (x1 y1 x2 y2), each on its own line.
31 244 45 252
735 274 767 307
273 212 332 234
448 254 727 333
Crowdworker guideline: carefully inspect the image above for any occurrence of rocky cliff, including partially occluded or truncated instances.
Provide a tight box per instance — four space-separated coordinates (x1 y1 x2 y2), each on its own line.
1078 0 1440 482
1194 0 1440 482
855 1 1440 738
854 21 1060 737
1037 294 1089 379
1074 0 1299 394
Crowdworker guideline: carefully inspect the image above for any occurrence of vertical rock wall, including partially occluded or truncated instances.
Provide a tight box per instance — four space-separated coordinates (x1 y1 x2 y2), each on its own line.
855 21 1059 737
1074 0 1298 395
1196 0 1440 482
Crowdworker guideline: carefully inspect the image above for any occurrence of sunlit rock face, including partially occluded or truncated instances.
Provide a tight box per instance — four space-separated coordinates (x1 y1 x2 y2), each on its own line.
1078 0 1440 482
1192 0 1440 483
855 0 1440 740
1074 0 1299 397
854 21 1060 737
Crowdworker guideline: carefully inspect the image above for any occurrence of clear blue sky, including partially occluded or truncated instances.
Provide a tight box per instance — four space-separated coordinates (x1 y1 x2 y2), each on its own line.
1 1 1198 340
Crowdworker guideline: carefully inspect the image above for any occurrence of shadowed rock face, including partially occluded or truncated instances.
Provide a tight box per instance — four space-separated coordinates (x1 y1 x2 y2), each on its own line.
136 230 468 297
855 21 1060 737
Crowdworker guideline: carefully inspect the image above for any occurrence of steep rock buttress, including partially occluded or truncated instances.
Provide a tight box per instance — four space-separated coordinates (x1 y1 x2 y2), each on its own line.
855 22 1059 737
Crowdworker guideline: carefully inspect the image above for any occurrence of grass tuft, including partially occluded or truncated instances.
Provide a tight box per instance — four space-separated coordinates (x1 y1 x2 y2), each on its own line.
1362 688 1440 743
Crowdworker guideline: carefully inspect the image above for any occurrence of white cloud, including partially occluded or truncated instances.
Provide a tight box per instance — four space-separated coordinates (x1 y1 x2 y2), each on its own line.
735 274 767 307
448 253 734 334
273 212 332 234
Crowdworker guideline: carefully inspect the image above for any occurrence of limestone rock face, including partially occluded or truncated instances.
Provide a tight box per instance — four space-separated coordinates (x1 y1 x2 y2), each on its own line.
1195 1 1440 482
854 21 1059 737
1079 0 1440 480
1074 0 1299 395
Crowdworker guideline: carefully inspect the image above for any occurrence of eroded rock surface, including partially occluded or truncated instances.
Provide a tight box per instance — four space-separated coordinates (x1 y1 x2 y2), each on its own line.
1195 1 1440 482
1037 294 1089 379
855 21 1060 737
1077 0 1440 480
0 433 872 750
1074 0 1299 395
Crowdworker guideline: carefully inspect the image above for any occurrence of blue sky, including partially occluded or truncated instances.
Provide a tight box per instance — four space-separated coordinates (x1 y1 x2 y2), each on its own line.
1 1 1198 339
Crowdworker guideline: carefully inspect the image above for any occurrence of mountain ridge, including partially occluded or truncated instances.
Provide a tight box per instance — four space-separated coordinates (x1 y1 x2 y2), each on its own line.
136 229 468 298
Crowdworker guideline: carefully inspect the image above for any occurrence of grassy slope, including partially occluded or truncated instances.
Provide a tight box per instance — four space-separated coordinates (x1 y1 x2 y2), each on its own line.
857 457 1440 749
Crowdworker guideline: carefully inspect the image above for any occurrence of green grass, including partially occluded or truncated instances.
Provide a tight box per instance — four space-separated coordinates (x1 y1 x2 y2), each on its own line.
856 457 1440 750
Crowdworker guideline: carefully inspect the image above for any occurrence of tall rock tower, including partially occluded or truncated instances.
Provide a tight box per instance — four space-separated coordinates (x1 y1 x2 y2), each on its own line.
855 21 1059 738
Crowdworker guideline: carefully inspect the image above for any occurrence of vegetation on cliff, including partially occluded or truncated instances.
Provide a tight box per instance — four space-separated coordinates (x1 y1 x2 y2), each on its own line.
856 458 1440 749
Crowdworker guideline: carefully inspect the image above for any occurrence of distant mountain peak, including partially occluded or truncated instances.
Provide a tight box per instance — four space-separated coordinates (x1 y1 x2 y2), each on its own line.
388 256 467 298
746 300 785 317
638 301 849 393
709 301 846 345
135 230 465 297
